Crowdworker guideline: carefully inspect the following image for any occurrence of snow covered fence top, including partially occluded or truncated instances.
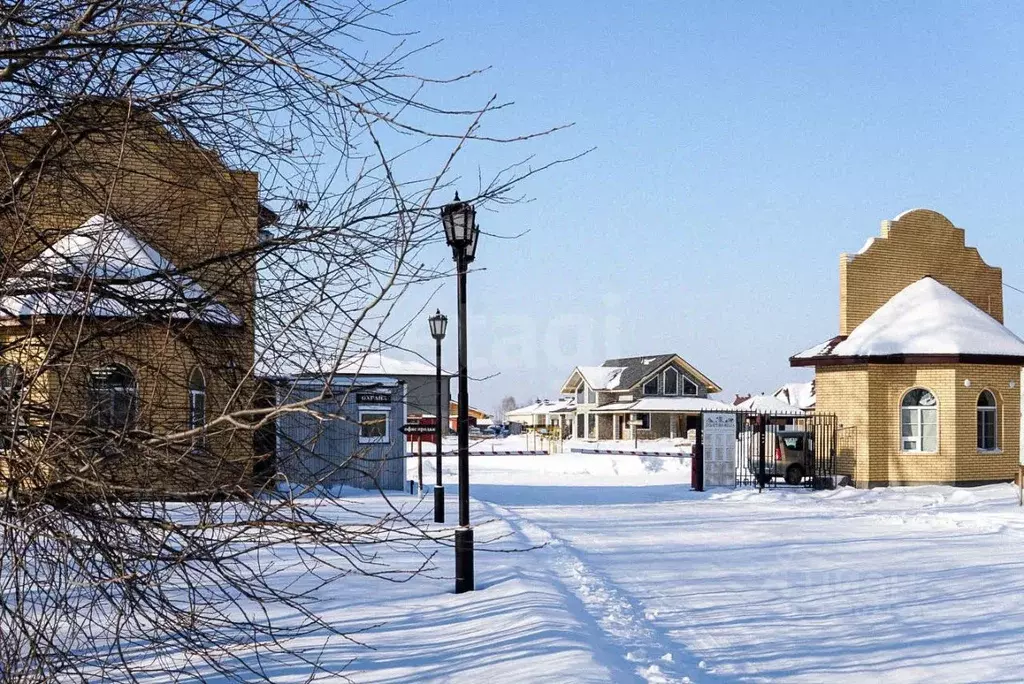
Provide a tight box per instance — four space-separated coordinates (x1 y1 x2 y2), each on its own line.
792 277 1024 366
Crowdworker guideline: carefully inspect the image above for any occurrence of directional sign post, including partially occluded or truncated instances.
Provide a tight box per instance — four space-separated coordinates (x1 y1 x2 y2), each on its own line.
401 424 435 436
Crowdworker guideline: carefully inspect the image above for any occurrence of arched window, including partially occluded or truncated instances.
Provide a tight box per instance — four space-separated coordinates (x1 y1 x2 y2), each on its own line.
901 388 937 453
89 364 138 431
188 367 207 441
977 390 998 451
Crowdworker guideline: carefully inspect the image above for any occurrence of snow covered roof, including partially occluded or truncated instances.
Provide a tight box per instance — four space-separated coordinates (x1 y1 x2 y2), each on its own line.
577 365 626 390
773 381 816 410
322 352 451 377
793 277 1024 365
594 397 732 413
506 398 576 418
736 394 806 415
0 214 240 325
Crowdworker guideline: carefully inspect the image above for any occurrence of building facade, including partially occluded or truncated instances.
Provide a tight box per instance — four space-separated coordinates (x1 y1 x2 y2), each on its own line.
0 101 260 495
792 209 1024 487
560 354 728 440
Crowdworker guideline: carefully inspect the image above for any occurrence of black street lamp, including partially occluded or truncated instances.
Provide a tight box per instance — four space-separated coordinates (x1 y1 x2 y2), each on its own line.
428 309 448 524
441 191 479 594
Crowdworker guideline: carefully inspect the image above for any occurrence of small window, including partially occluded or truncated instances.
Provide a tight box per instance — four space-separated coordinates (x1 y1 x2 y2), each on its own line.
643 377 659 395
900 388 937 453
633 412 651 430
576 384 586 405
89 364 138 431
587 388 597 404
682 377 698 396
663 368 679 395
977 390 998 451
359 410 390 443
188 367 206 446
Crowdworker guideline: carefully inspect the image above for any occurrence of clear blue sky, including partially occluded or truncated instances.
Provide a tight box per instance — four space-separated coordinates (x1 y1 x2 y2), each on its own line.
387 1 1024 412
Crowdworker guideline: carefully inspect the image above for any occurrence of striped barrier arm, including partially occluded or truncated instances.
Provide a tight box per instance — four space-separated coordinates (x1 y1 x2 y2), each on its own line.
406 450 549 456
570 448 691 457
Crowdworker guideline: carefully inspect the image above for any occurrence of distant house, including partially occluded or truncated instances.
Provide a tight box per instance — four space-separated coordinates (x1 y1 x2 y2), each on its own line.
448 401 489 432
505 398 576 435
733 394 752 406
773 381 816 411
559 354 729 440
736 394 806 415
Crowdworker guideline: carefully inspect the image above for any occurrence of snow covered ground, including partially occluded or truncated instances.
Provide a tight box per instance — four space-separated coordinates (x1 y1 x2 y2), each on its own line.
169 442 1024 682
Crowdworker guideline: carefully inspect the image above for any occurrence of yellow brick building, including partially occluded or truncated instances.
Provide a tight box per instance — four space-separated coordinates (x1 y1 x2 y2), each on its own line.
0 101 263 495
792 209 1024 487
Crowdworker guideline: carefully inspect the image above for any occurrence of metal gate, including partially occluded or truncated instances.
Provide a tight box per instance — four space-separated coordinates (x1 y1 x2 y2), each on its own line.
696 411 837 490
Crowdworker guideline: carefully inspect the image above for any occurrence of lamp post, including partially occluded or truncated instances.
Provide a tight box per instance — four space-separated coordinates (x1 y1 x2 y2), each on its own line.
428 309 448 524
441 191 479 594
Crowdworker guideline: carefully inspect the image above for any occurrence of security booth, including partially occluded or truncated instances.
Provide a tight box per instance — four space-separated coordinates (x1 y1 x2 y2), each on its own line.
271 374 407 491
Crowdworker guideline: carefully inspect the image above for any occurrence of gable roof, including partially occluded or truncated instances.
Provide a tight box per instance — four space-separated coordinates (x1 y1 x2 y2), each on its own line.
792 277 1024 366
560 353 721 394
602 354 722 394
0 214 240 325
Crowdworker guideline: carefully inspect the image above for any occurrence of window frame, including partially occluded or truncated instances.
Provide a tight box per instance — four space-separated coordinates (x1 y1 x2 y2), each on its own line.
682 376 699 396
642 377 659 396
977 389 999 452
358 407 391 444
900 388 938 454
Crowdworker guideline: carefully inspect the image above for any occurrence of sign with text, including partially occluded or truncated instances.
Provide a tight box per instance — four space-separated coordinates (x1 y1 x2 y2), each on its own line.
702 412 737 488
356 392 392 404
401 424 435 436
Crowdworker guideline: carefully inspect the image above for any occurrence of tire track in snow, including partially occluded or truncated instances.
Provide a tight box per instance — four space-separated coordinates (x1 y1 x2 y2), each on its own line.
478 499 730 684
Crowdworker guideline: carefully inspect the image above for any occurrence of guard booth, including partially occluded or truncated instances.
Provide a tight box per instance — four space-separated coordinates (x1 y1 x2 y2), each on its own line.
694 410 838 491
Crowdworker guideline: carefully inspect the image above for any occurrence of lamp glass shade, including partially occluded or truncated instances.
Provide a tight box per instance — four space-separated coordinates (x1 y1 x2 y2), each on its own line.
464 223 480 262
429 310 448 340
441 193 476 246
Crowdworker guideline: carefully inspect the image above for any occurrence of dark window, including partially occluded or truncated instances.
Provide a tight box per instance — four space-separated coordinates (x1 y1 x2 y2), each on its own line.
977 390 997 451
682 377 698 396
89 364 138 431
663 368 678 395
634 412 651 430
643 377 659 395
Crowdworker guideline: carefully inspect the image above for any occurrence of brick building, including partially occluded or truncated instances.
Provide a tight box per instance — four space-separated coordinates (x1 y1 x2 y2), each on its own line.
792 209 1024 487
0 101 263 495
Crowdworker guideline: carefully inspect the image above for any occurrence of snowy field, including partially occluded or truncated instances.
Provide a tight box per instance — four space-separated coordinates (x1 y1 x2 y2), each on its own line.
174 440 1024 682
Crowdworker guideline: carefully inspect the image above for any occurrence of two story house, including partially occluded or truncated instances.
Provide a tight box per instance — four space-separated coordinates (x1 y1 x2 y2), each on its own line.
559 354 728 440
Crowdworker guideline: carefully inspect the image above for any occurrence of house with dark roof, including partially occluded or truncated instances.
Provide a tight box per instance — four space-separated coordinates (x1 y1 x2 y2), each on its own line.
559 354 728 440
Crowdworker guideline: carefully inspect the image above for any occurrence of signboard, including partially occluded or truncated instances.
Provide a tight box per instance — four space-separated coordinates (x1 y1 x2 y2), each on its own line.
702 412 737 488
401 424 435 436
357 392 391 404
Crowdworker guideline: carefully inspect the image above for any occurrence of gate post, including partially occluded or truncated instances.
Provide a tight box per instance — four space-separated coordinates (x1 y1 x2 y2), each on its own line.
693 414 704 492
757 414 766 492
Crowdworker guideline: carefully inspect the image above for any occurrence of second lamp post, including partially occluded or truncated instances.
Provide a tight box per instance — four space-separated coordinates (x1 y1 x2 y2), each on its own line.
428 309 447 524
441 191 480 594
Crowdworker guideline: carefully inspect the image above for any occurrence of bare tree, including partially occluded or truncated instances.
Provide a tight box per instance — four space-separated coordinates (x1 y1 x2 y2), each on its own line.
496 395 518 422
0 1 569 681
